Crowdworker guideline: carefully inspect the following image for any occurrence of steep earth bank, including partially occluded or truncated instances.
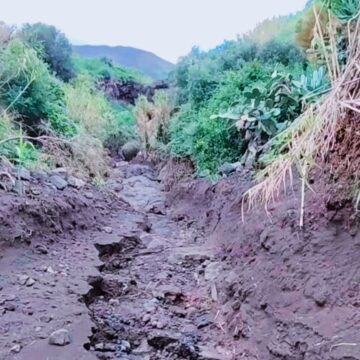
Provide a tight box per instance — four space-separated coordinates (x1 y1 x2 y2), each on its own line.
163 160 360 359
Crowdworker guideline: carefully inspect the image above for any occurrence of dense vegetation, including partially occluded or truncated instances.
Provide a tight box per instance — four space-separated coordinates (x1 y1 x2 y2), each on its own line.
0 22 138 178
1 0 359 206
161 12 328 175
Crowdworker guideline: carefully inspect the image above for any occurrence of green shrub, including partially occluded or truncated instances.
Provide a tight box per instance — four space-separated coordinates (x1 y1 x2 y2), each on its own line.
0 39 75 137
20 23 74 81
64 75 135 146
73 56 143 83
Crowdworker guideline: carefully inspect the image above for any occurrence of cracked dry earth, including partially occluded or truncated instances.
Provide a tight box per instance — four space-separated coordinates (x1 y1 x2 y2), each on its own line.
0 162 235 360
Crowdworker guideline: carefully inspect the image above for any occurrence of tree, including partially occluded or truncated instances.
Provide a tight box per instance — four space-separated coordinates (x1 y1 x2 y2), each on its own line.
20 23 74 81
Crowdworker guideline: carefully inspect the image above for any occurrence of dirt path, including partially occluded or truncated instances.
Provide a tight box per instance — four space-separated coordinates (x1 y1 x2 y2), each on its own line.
0 162 235 360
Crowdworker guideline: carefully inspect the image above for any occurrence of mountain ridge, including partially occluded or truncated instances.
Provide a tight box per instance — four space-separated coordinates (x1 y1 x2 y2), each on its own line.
73 44 174 80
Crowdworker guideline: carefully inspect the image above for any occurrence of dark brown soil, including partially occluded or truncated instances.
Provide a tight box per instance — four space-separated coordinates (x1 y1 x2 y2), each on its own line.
0 158 359 360
166 162 360 359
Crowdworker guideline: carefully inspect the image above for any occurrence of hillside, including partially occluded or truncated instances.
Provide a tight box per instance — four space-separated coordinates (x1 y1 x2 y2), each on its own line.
73 44 174 80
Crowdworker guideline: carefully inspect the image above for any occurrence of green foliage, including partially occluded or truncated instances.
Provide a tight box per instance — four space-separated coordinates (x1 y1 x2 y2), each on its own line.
73 56 144 83
321 0 360 21
20 23 74 81
168 30 329 175
247 14 302 44
14 131 40 168
0 39 76 137
212 67 328 142
0 113 41 169
257 41 305 66
64 75 135 147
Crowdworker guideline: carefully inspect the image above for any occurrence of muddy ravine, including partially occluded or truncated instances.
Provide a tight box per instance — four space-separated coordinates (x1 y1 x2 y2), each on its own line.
0 161 236 360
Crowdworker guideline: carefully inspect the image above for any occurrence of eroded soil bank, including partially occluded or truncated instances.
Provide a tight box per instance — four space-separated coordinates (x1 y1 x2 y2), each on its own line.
0 159 360 359
0 161 236 360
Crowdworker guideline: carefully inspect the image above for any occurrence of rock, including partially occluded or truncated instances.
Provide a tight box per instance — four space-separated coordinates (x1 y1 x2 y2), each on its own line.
13 180 25 195
26 278 35 287
9 344 21 353
5 303 16 312
147 331 179 350
143 298 159 313
49 175 68 190
304 278 329 307
103 343 116 352
35 244 48 255
68 176 86 189
218 162 242 176
31 170 48 182
84 191 94 199
109 299 120 306
330 343 360 359
40 315 53 323
196 314 212 329
18 275 29 286
199 347 232 360
47 266 56 274
154 285 184 302
15 167 31 181
142 314 151 323
118 340 131 352
102 226 113 234
121 141 140 161
31 188 41 196
133 338 151 355
204 262 223 281
95 343 104 351
178 336 199 359
51 167 68 176
49 328 71 346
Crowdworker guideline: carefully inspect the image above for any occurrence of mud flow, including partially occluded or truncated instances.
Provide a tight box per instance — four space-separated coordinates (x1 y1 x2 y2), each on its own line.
82 163 235 360
1 160 360 360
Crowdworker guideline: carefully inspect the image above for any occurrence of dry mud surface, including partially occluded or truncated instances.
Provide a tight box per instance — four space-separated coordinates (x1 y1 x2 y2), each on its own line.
0 160 360 359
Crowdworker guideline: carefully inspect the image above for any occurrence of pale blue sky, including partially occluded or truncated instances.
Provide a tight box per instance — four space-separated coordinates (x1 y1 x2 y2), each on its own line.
2 0 308 63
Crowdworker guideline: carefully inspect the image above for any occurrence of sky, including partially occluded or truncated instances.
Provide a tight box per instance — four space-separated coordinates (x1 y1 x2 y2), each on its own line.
2 0 308 63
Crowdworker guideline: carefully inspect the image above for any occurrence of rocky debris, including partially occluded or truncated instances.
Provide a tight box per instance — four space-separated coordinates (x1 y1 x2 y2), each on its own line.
48 328 71 346
49 174 68 190
218 162 242 176
35 244 48 255
67 175 86 189
15 167 31 181
31 170 48 182
121 141 140 161
102 226 113 234
143 298 159 313
118 340 131 353
147 331 179 350
133 338 151 355
4 302 16 312
196 314 212 329
199 345 232 360
99 79 169 106
18 275 35 287
204 262 223 281
13 179 25 195
9 344 21 353
153 284 184 302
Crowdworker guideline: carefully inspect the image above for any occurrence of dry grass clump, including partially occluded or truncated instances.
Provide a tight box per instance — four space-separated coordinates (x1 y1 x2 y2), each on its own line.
243 11 360 224
134 90 173 150
41 133 109 180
